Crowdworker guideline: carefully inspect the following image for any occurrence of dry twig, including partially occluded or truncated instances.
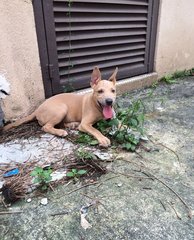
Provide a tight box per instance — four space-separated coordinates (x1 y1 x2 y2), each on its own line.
0 211 23 215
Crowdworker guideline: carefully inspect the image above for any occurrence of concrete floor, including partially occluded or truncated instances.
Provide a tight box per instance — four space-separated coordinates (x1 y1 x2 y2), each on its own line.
0 77 194 240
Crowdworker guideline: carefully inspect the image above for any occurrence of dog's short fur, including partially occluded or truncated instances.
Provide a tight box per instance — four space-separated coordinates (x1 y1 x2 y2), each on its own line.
4 67 118 147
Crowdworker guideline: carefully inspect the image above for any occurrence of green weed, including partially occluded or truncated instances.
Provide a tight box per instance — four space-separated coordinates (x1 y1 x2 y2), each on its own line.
66 168 87 182
161 68 194 84
76 133 98 145
76 100 145 152
31 167 52 191
113 100 145 151
75 148 95 160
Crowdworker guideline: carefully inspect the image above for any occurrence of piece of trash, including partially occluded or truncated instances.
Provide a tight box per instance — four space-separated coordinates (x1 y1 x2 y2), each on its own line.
94 151 112 161
3 168 19 178
43 165 53 171
80 206 92 230
155 107 165 112
188 210 194 219
0 180 5 189
27 185 37 193
1 184 22 203
0 74 10 96
117 183 123 187
140 135 149 141
51 171 66 182
40 198 48 205
126 128 148 142
26 198 32 203
80 214 92 230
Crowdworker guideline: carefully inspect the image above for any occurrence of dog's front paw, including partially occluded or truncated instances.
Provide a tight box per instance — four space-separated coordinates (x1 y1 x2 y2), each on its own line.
98 136 111 148
57 129 68 137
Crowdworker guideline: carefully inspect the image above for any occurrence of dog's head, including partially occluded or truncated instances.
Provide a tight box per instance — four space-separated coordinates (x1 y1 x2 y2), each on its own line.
90 66 118 119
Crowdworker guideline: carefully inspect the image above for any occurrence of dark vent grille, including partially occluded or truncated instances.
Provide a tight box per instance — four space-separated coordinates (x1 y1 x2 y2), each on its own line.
52 0 150 89
33 0 159 95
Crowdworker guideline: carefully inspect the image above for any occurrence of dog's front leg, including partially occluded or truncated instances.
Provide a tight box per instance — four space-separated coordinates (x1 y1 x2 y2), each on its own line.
79 123 110 148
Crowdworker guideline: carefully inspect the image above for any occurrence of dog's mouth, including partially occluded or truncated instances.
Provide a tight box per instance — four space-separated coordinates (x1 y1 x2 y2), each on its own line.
98 101 114 119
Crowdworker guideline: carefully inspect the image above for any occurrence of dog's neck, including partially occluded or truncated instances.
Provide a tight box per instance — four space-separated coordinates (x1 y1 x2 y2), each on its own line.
90 93 102 114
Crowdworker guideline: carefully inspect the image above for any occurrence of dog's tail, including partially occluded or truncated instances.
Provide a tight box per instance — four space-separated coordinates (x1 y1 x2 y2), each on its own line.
3 112 36 131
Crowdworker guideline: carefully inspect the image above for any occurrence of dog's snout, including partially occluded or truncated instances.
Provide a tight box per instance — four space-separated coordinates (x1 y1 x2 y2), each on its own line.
105 98 113 106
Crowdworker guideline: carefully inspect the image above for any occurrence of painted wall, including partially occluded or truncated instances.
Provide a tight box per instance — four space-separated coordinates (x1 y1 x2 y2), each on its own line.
0 0 45 120
155 0 194 77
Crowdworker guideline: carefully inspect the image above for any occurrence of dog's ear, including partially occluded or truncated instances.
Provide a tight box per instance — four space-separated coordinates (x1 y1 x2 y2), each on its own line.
108 67 118 85
90 66 101 88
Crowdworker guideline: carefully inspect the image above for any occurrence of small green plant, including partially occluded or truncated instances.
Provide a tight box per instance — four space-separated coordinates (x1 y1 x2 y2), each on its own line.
161 68 194 84
75 100 145 151
31 167 52 190
95 118 119 135
66 168 87 182
113 100 145 151
76 133 98 145
161 74 178 84
76 148 95 160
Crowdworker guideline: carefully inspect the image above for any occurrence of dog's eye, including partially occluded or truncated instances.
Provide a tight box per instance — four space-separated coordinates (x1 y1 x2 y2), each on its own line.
111 89 116 93
98 89 104 94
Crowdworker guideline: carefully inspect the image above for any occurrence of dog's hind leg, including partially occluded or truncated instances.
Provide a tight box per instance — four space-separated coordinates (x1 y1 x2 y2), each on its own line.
40 107 69 137
42 123 68 137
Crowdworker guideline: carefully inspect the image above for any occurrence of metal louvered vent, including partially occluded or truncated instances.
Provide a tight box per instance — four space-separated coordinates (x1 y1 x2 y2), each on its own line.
33 0 159 96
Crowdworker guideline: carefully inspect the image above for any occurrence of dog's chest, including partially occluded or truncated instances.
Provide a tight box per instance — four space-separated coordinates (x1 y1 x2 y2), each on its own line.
64 107 82 123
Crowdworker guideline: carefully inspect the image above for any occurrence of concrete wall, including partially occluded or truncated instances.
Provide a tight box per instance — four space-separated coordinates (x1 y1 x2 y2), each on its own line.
155 0 194 77
0 0 45 120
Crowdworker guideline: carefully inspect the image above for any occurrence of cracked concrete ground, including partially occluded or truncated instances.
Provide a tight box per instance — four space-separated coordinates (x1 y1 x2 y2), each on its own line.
0 77 194 240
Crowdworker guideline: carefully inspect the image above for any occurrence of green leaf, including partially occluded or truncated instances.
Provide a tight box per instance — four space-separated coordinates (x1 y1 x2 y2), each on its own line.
45 175 52 182
130 145 136 152
122 143 131 150
130 118 138 127
33 178 41 184
76 133 94 144
31 167 43 176
90 140 99 145
116 132 125 143
41 185 48 190
77 170 87 175
110 118 120 127
72 169 77 174
30 170 38 177
66 172 74 177
47 169 52 174
44 171 52 177
35 167 43 173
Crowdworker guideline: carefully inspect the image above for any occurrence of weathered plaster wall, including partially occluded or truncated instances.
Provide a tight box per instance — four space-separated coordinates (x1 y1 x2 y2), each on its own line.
0 0 45 120
155 0 194 77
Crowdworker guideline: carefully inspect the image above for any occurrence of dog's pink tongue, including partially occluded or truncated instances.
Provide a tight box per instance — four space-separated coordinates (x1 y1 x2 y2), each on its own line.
103 106 113 119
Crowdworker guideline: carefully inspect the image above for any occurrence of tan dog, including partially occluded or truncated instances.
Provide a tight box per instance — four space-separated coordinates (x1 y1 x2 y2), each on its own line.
4 67 118 147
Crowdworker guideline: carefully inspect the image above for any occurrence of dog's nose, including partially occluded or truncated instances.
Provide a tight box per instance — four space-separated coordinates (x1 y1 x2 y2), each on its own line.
105 98 113 106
